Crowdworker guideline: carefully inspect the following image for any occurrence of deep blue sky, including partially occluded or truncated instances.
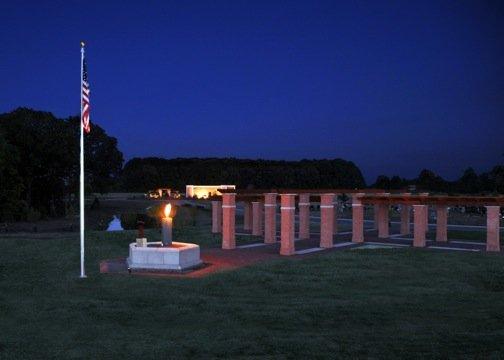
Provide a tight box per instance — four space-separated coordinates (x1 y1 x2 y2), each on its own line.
1 0 503 183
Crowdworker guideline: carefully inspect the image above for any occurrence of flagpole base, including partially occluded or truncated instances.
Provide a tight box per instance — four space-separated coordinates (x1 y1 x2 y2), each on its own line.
79 274 87 278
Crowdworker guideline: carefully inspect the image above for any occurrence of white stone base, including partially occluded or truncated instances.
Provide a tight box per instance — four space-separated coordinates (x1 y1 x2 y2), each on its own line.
127 241 202 271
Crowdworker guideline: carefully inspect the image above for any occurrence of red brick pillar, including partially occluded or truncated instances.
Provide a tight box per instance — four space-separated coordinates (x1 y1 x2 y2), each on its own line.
320 194 335 248
264 193 277 244
425 206 430 233
400 205 410 235
399 193 411 235
298 193 310 240
436 205 448 242
259 201 264 232
413 205 427 247
373 204 379 230
333 198 339 234
252 201 262 236
222 193 236 249
486 206 501 252
211 200 222 233
352 193 365 243
419 193 429 233
280 194 296 256
378 204 389 238
243 202 252 231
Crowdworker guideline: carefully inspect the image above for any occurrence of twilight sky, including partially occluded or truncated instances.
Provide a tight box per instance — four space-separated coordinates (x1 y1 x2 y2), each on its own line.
1 0 503 183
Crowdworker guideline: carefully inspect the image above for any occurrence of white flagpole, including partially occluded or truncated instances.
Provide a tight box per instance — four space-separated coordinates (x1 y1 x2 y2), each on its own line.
80 42 87 278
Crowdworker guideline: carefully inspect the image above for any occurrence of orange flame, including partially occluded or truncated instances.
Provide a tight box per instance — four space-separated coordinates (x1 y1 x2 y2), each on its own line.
164 203 172 218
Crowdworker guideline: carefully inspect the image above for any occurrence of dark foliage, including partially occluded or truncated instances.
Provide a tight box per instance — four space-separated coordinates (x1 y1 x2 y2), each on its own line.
120 157 366 192
372 166 504 194
0 108 123 220
0 131 25 220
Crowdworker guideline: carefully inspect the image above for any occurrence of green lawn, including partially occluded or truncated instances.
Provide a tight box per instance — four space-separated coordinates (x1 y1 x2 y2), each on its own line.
1 221 504 358
424 230 504 242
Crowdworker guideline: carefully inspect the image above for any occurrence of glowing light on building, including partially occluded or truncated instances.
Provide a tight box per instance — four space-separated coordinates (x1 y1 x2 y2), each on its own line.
185 185 236 199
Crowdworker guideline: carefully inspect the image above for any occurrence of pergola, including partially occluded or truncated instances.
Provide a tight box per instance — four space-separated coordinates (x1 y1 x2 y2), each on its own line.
360 194 504 206
215 188 390 202
210 190 503 255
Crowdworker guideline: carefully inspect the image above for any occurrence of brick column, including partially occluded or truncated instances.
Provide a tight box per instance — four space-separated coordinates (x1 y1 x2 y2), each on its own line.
486 206 501 252
280 194 296 256
378 204 389 238
425 206 430 233
222 193 236 249
399 193 411 235
333 198 339 234
211 200 222 233
413 205 427 247
298 193 310 240
259 201 264 232
436 205 448 242
352 193 365 243
373 204 379 230
252 201 262 236
243 202 252 231
400 205 410 235
264 193 277 244
320 194 335 248
419 193 429 233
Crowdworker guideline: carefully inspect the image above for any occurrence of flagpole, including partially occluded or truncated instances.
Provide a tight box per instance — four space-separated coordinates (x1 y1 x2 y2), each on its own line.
80 42 87 278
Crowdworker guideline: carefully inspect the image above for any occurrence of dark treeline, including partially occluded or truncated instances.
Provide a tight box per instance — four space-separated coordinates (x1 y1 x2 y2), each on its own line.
0 108 123 221
1 107 503 222
372 168 504 194
120 157 366 192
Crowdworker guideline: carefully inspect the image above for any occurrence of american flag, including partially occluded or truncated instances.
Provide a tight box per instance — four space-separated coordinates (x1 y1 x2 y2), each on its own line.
81 56 91 133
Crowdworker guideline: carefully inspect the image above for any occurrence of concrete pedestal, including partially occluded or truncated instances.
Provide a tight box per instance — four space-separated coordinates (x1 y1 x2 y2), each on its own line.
127 242 202 271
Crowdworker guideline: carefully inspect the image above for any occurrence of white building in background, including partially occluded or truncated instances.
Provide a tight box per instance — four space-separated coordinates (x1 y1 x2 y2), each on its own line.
185 185 235 199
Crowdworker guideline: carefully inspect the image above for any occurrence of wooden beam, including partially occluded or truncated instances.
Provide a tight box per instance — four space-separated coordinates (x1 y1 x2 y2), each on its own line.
360 195 504 206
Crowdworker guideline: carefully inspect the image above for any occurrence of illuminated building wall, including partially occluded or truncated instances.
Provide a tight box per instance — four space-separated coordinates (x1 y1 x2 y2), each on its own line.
185 185 236 199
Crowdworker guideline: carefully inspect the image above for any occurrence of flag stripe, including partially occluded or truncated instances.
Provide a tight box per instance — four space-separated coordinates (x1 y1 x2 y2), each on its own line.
81 55 91 133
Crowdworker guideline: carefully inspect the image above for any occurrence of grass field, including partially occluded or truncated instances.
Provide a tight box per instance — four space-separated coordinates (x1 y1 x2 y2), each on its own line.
423 230 504 243
1 213 504 358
